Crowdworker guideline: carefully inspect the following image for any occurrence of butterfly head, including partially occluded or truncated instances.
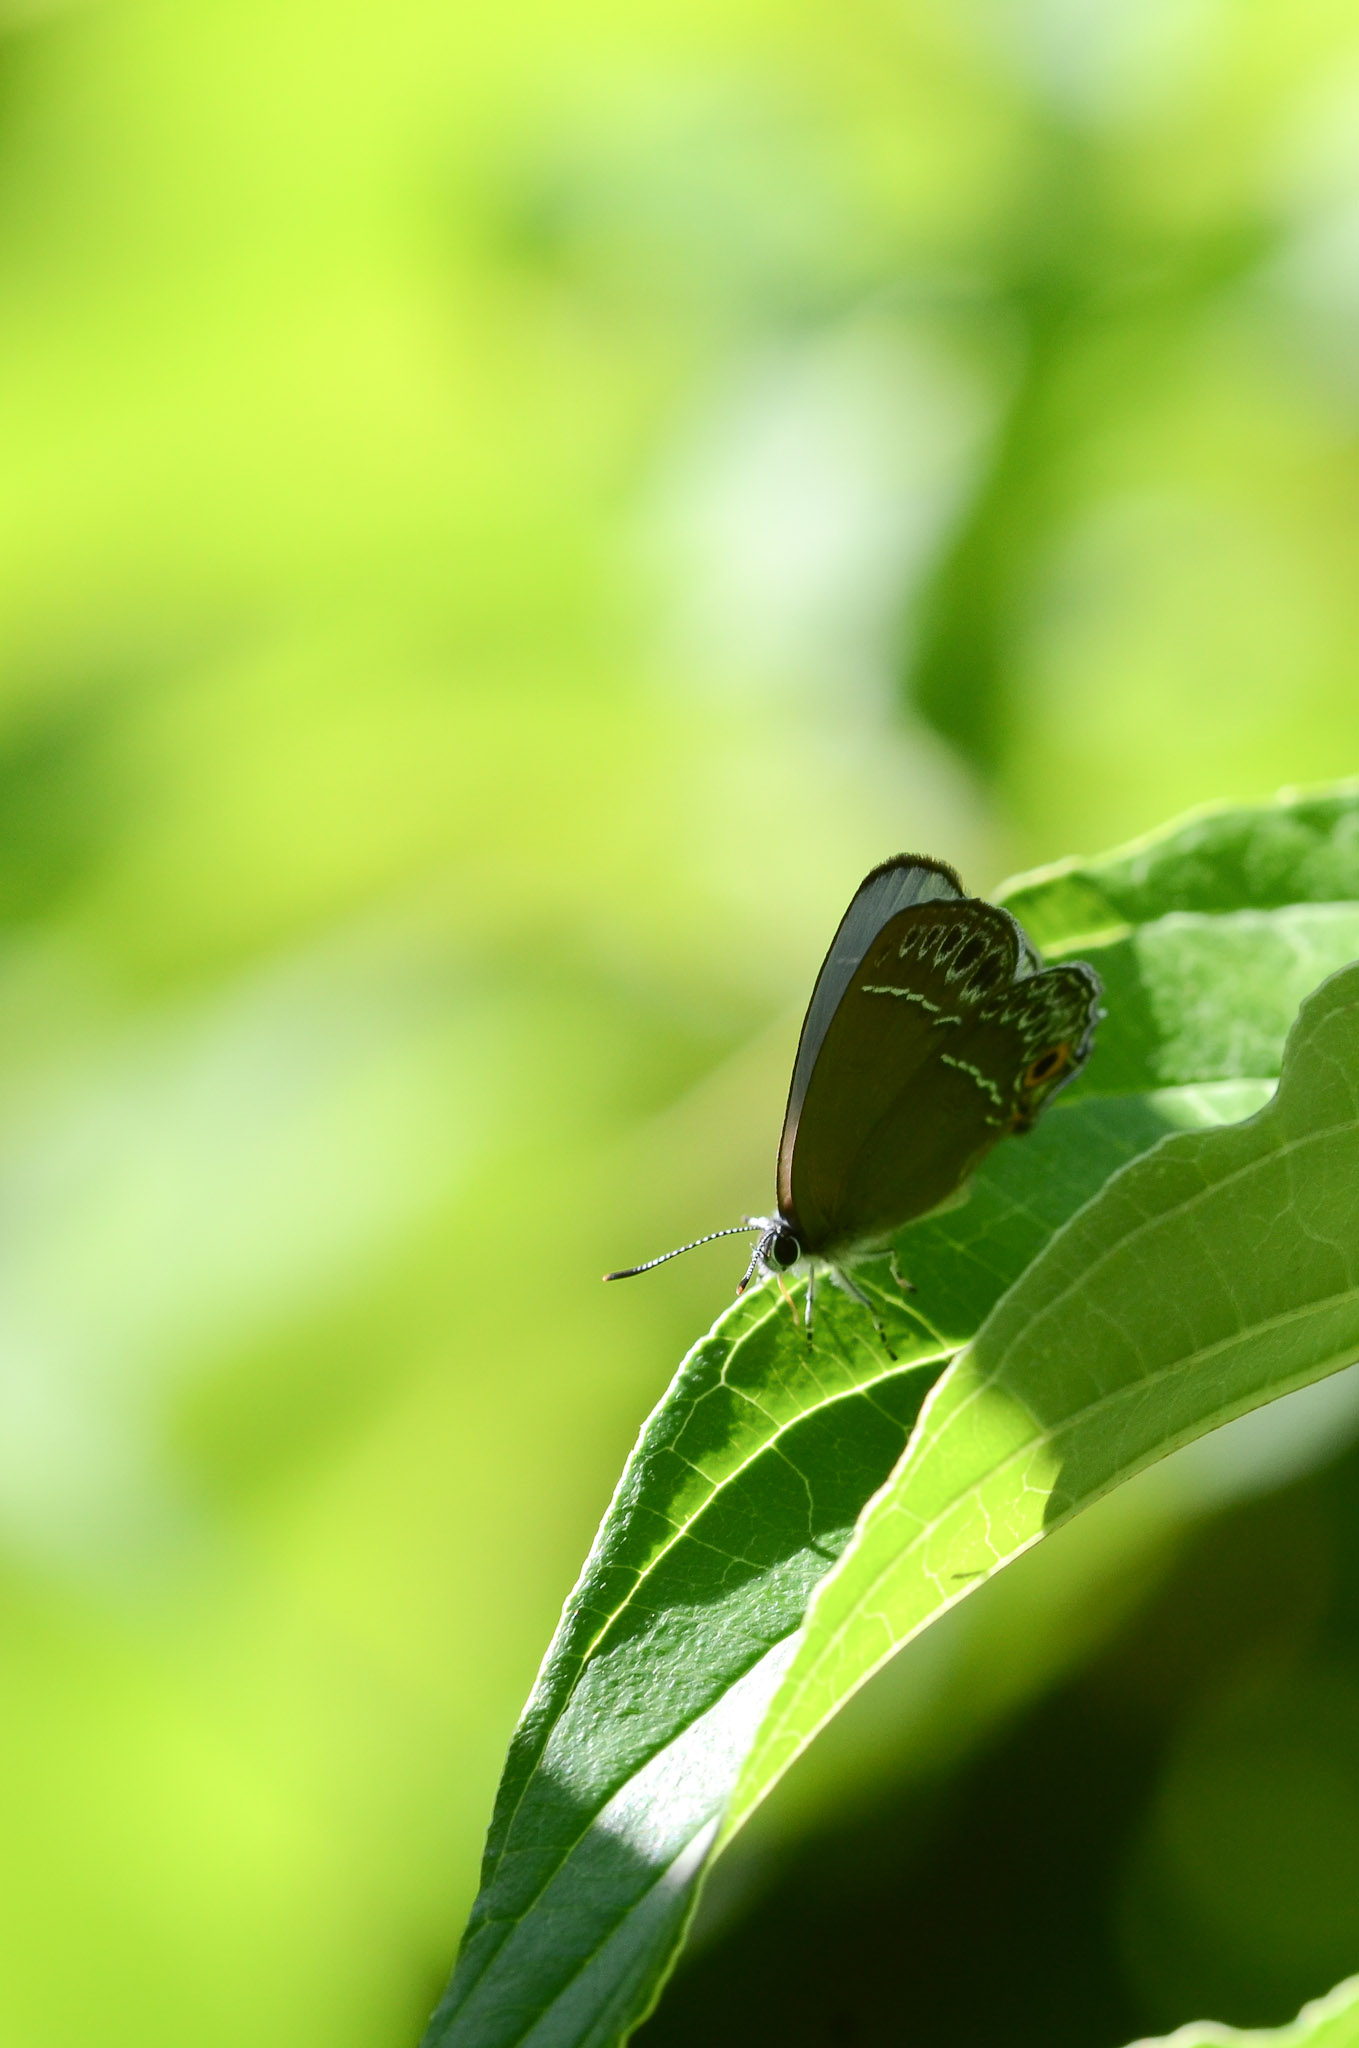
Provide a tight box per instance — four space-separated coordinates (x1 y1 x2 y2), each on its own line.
737 1218 802 1294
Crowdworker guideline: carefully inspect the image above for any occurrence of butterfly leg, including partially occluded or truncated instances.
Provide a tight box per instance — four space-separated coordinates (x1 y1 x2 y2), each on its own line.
888 1249 916 1296
829 1265 897 1362
803 1263 816 1344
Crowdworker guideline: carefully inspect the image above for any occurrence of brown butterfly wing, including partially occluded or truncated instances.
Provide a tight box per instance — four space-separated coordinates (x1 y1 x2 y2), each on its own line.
779 897 1101 1256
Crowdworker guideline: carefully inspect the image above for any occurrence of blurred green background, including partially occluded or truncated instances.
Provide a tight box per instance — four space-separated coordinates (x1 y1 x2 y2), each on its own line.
1 0 1359 2041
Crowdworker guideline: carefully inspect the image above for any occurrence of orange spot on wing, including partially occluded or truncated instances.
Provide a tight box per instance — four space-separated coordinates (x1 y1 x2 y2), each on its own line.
1022 1041 1071 1091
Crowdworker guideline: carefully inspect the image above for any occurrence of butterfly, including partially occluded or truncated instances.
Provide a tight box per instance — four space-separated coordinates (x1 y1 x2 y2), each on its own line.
607 855 1103 1347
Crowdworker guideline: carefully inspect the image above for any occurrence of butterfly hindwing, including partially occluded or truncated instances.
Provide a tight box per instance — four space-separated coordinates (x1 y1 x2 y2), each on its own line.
977 960 1104 1132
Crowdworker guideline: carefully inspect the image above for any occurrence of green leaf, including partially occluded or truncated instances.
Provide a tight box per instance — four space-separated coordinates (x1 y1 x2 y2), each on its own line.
425 788 1359 2048
1053 905 1359 1098
1121 1974 1359 2046
1000 781 1359 949
999 783 1359 1095
425 1092 1174 2048
731 960 1359 1835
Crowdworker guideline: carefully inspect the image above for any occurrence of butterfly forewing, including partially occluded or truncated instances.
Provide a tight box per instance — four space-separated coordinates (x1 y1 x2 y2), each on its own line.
780 896 1101 1257
780 855 966 1162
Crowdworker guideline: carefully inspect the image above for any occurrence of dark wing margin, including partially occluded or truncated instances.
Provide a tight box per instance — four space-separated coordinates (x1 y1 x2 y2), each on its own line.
777 855 965 1204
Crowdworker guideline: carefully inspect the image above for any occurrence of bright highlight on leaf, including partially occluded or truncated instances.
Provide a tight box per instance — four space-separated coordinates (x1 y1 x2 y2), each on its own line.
1120 1972 1359 2047
424 788 1359 2048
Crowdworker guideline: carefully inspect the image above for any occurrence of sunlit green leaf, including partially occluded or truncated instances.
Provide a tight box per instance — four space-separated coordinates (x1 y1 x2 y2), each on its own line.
1068 905 1359 1100
426 792 1359 2048
734 961 1359 1830
1001 785 1359 950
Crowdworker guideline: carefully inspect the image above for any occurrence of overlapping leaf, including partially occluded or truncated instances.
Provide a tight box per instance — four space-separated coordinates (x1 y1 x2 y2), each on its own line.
424 787 1359 2048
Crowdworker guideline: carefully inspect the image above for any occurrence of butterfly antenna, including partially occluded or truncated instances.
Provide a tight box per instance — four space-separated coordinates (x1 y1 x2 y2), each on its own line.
604 1224 759 1282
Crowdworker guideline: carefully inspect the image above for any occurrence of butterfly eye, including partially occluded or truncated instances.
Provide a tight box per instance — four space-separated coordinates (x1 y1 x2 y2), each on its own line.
1023 1043 1070 1089
770 1230 801 1270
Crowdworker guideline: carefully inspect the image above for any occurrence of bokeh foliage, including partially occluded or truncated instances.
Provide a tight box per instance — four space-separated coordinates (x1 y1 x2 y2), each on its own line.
0 0 1358 2043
